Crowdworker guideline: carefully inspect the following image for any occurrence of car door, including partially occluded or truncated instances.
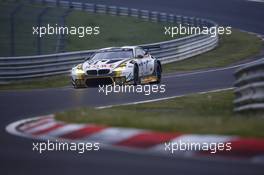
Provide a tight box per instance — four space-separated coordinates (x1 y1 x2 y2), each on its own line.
135 48 151 76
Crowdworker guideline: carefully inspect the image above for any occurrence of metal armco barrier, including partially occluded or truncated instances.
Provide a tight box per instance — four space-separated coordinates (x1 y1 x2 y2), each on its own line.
234 59 264 112
0 0 219 83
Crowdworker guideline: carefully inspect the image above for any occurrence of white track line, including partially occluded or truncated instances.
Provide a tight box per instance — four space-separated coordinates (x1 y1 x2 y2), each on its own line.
99 48 263 109
164 58 264 79
96 87 234 109
247 0 264 3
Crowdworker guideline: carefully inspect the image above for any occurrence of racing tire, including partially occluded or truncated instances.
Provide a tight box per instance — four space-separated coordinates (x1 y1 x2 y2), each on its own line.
153 63 162 84
133 65 141 85
72 81 79 89
72 80 83 89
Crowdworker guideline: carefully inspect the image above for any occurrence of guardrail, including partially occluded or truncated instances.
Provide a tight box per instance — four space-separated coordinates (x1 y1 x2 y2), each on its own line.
233 59 264 112
0 0 219 83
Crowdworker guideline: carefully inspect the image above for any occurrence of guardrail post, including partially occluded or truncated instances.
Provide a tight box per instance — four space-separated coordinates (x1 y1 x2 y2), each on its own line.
107 6 117 16
56 0 60 7
130 8 139 18
159 13 168 23
57 8 72 53
10 4 23 56
176 15 182 25
168 14 175 23
200 19 206 28
193 18 198 27
233 60 264 112
37 7 49 55
42 0 46 6
140 10 149 21
69 0 73 8
189 17 194 26
85 3 95 13
183 16 188 26
150 11 158 22
81 2 85 11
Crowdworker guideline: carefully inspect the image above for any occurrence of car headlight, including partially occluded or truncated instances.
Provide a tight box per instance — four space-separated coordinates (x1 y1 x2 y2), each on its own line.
118 63 127 68
73 64 85 74
75 69 85 74
114 63 127 71
77 64 82 69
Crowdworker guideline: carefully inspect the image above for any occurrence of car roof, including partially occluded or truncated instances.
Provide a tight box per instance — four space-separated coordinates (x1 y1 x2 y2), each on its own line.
98 46 140 51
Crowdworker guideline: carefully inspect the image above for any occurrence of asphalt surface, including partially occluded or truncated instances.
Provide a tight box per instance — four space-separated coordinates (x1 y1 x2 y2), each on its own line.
1 0 264 174
2 65 264 175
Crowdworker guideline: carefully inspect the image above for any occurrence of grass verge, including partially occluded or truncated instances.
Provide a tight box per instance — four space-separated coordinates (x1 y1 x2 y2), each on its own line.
66 11 173 51
56 90 264 138
0 1 172 56
0 75 69 90
163 29 263 73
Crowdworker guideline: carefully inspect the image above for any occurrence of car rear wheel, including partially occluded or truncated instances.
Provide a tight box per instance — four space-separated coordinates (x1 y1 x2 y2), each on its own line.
153 64 162 84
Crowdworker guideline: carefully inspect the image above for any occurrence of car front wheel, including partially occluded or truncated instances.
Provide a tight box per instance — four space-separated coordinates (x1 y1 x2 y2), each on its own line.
133 65 140 85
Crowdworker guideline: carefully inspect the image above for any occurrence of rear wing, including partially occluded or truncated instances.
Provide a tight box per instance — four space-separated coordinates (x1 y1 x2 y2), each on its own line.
140 44 161 52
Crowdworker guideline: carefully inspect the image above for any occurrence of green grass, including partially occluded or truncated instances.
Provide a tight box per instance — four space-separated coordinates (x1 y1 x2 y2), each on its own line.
163 29 263 73
65 11 172 51
0 75 69 90
0 2 66 56
0 1 172 56
56 90 264 138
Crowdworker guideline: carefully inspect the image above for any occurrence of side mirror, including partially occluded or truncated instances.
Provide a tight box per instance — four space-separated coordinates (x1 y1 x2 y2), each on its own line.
144 51 149 55
84 57 91 61
136 54 144 59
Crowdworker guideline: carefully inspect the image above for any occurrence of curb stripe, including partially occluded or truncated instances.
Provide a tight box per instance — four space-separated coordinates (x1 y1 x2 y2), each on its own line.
116 132 181 148
85 128 143 144
45 124 86 137
23 121 58 134
229 139 264 156
59 125 106 140
19 117 53 131
5 115 264 163
31 123 64 135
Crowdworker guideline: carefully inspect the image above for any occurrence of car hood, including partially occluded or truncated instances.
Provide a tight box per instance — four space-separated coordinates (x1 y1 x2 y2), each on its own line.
82 58 130 71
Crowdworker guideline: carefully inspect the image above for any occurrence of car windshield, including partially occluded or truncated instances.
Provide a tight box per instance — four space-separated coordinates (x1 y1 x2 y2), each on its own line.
90 50 133 60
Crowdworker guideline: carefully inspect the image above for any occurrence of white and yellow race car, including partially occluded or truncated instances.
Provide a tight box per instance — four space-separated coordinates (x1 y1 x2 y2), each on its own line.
71 46 162 88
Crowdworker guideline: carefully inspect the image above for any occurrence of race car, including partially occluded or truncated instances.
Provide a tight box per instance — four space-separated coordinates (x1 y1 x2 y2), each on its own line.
71 46 162 88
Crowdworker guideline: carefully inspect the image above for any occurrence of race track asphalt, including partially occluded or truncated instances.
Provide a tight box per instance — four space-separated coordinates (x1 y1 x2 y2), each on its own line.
1 65 264 175
1 0 264 174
